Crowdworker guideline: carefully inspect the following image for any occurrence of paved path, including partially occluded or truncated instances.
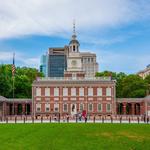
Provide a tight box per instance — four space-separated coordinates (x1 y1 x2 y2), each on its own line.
0 119 149 124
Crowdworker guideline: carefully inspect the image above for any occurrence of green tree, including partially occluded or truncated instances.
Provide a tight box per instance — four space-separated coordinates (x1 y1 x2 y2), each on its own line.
96 71 148 98
121 75 148 98
0 65 44 98
0 65 12 97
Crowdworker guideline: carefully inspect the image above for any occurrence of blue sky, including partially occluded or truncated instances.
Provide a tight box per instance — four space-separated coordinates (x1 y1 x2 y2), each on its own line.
0 0 150 74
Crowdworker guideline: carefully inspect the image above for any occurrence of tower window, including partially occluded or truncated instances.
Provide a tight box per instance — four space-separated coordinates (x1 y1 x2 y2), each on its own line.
73 45 76 51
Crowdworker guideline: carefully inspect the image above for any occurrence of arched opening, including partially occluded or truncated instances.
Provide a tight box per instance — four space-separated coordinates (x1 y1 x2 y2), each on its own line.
26 104 31 115
17 104 22 115
73 45 76 52
0 102 3 116
126 103 132 115
135 103 140 115
117 103 123 115
9 104 13 115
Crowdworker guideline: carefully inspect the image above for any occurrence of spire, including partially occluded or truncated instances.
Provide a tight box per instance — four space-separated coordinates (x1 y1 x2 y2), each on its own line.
72 20 76 39
69 20 80 52
73 20 76 35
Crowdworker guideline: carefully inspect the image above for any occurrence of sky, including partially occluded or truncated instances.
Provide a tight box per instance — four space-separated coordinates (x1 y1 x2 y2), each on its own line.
0 0 150 74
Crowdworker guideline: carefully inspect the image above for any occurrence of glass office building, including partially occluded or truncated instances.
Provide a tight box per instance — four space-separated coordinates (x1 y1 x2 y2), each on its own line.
48 55 67 77
40 54 48 77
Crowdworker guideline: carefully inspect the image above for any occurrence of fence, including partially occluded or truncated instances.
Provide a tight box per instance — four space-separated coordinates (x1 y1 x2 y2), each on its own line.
0 115 149 124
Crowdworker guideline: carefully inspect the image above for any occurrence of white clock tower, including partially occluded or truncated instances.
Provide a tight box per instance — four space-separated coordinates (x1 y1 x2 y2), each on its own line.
67 22 82 71
64 22 85 78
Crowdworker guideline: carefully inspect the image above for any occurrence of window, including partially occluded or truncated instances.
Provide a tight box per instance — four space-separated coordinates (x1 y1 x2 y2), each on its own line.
88 104 93 112
36 104 41 112
45 104 50 112
80 104 84 111
79 88 84 96
63 104 68 112
45 88 50 96
106 104 111 112
97 88 102 96
73 45 75 51
106 88 111 96
71 88 76 96
36 88 41 96
72 73 76 80
54 103 59 112
88 88 93 96
97 104 102 112
88 58 90 63
54 88 59 96
63 88 68 96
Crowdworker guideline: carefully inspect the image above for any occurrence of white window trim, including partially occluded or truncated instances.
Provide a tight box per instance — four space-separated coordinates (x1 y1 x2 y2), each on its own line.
63 104 68 112
106 103 111 112
88 103 93 112
36 88 41 96
97 103 102 112
106 88 111 96
88 88 93 96
45 88 50 96
71 88 76 96
36 104 41 112
54 88 59 97
45 103 50 112
63 88 68 96
97 88 102 96
79 88 84 96
54 103 59 112
80 103 84 111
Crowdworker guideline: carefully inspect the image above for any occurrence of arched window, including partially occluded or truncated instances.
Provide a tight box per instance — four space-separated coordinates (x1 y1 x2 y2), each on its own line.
73 45 76 51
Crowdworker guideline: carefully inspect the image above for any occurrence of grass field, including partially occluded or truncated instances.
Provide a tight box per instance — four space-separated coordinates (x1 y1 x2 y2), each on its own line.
0 123 150 150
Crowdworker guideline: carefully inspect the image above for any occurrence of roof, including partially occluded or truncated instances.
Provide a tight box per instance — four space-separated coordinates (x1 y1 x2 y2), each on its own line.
145 95 150 99
116 98 144 103
0 96 8 101
0 96 32 103
69 39 80 45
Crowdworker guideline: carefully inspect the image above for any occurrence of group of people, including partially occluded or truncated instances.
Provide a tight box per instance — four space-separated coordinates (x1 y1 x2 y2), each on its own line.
53 110 88 122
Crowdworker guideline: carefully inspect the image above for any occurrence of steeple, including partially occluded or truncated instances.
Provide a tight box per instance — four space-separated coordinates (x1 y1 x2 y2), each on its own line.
72 20 76 39
69 21 80 53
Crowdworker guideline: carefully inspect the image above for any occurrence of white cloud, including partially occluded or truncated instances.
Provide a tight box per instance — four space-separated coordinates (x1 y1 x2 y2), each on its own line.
0 0 149 39
81 48 150 74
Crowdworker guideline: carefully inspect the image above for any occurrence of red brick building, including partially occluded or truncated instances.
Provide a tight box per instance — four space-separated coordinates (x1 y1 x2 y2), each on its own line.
32 77 116 117
0 96 32 118
116 96 150 116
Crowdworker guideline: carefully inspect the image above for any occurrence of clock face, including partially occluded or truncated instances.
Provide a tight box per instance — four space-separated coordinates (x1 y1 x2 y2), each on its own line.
71 60 77 66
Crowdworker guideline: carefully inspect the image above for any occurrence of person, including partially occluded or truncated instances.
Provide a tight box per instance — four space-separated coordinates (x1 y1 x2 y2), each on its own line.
85 116 87 123
79 113 82 121
54 115 57 122
66 114 69 123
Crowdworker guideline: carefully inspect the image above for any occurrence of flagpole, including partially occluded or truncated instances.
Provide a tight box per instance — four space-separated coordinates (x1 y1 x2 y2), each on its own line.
13 75 15 115
12 53 15 116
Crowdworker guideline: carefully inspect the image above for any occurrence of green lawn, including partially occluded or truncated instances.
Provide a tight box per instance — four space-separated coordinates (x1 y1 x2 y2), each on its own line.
0 123 150 150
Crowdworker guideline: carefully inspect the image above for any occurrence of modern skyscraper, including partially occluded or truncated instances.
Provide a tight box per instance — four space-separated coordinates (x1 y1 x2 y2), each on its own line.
40 54 48 77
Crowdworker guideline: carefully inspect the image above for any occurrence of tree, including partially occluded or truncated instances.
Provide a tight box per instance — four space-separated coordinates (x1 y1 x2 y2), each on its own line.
120 75 148 98
96 71 148 98
0 65 44 98
0 65 12 97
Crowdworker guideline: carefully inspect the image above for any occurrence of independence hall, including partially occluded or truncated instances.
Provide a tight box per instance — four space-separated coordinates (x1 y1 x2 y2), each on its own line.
32 77 116 117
